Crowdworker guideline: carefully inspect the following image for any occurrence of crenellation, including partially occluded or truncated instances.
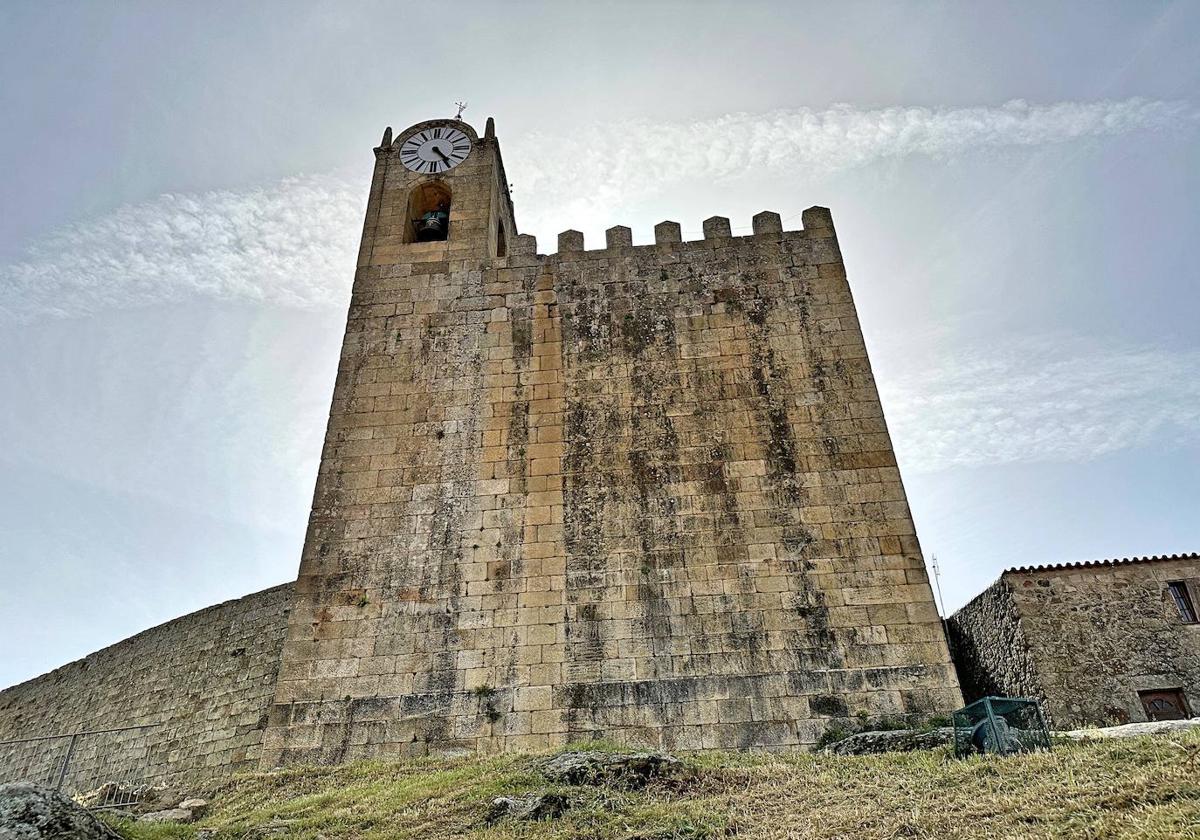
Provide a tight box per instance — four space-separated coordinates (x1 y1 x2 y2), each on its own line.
605 225 633 248
752 210 783 235
703 215 732 239
654 220 683 244
557 229 584 252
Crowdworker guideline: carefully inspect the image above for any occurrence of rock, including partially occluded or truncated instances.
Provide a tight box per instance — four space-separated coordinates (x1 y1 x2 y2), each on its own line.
485 792 569 823
542 751 682 788
823 728 954 756
138 807 196 823
1061 718 1200 740
0 782 122 839
73 780 182 814
178 797 208 811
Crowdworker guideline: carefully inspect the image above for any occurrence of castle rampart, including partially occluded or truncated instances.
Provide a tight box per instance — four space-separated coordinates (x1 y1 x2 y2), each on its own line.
0 584 291 787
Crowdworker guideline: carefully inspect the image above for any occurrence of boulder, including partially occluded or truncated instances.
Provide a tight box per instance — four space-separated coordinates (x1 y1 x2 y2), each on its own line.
138 807 196 823
823 727 955 756
1062 718 1200 740
73 781 182 813
485 792 569 823
0 782 122 839
542 751 682 788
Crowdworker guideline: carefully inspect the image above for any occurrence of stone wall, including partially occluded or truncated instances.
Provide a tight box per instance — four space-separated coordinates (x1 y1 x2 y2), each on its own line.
946 579 1041 703
0 584 291 788
1008 558 1200 727
263 178 962 764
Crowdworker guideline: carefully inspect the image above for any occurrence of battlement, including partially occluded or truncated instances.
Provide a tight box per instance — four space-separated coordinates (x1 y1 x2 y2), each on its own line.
507 207 836 258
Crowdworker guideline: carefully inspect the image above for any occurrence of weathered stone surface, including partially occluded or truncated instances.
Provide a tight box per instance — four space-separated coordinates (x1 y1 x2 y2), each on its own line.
0 585 291 788
138 807 196 824
542 751 682 788
950 556 1200 728
485 792 569 823
823 728 954 756
0 116 963 784
261 117 962 766
0 783 121 839
1062 718 1200 740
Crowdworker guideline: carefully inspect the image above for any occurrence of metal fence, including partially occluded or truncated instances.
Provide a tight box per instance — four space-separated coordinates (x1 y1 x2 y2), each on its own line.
0 724 158 810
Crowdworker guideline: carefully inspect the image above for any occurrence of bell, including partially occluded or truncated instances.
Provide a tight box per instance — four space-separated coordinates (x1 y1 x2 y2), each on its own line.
415 214 447 242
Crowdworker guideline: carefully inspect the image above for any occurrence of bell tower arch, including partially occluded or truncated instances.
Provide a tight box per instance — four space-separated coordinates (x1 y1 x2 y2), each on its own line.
357 118 515 264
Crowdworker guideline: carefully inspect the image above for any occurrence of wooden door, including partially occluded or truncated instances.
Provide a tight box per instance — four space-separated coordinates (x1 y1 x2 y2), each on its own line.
1139 689 1190 721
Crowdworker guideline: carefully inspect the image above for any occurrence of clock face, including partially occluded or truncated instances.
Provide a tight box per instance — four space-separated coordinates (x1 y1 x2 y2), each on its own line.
398 127 471 174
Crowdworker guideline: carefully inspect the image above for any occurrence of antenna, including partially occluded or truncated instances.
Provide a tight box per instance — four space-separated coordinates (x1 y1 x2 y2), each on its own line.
930 553 947 617
454 101 468 120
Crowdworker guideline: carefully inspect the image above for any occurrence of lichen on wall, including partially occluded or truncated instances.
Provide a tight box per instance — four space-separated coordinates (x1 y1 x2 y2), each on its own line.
946 578 1042 704
1009 559 1200 727
0 584 291 787
948 558 1200 728
262 199 963 764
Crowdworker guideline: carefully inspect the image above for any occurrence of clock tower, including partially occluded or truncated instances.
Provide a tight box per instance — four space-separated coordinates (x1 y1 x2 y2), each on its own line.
357 117 516 267
263 115 961 766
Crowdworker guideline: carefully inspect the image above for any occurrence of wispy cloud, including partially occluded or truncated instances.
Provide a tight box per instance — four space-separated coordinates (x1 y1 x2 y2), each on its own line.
0 172 367 321
511 98 1196 235
881 335 1200 473
0 98 1191 322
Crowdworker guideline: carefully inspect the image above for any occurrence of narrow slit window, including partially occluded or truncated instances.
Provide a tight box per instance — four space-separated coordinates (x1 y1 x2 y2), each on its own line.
1168 581 1197 623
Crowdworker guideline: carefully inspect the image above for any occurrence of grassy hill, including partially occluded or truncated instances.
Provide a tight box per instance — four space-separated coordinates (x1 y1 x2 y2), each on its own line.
110 730 1200 840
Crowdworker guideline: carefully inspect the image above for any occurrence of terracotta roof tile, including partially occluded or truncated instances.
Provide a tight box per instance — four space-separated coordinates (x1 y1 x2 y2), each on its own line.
1006 552 1200 575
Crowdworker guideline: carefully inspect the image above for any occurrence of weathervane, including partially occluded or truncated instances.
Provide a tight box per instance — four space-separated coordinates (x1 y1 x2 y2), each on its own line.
454 101 468 120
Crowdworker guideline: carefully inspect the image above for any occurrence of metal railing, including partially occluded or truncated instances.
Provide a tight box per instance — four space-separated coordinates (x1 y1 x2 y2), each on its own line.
0 724 158 810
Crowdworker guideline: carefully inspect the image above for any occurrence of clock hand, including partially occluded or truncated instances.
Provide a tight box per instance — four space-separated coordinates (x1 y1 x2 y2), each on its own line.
434 148 451 164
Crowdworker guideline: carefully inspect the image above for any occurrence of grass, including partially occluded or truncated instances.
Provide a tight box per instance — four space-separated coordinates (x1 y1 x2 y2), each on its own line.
106 730 1200 839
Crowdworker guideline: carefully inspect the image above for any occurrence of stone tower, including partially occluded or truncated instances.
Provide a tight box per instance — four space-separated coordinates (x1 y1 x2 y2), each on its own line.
261 117 961 766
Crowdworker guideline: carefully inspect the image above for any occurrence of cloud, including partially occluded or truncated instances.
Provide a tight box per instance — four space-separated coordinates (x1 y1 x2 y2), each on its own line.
880 335 1200 473
0 98 1192 322
510 98 1196 236
0 171 367 321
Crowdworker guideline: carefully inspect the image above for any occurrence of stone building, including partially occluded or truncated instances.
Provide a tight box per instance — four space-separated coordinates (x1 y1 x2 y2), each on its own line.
948 553 1200 728
0 116 961 784
261 116 960 764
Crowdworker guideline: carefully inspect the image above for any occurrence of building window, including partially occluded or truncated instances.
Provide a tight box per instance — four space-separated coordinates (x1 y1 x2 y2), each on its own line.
1138 689 1190 722
496 219 507 257
1168 581 1198 623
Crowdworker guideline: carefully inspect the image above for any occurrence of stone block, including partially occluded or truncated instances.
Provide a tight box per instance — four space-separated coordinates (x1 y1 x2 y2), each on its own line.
752 211 783 235
557 230 584 252
654 221 682 244
606 226 633 248
703 216 732 239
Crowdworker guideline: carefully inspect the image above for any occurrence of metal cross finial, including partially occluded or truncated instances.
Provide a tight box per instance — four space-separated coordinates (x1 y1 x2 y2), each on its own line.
454 101 468 120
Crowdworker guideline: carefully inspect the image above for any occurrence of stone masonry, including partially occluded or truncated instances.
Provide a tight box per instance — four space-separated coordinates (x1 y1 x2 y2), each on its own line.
948 553 1200 728
0 585 291 788
0 117 963 788
260 117 962 765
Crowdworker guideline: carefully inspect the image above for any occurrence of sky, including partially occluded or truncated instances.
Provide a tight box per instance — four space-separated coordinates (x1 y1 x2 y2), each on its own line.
1 0 1198 689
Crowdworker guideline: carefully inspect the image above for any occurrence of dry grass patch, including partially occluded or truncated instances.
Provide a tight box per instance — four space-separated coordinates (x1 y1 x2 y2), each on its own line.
108 730 1200 839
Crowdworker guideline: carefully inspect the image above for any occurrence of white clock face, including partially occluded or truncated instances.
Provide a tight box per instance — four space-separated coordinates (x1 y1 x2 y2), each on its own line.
398 127 471 174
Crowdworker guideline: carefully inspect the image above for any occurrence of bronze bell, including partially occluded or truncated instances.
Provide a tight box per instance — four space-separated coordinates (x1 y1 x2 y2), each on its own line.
415 210 449 242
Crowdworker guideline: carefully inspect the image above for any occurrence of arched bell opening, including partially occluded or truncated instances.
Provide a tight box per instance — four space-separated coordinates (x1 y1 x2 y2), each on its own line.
404 181 452 243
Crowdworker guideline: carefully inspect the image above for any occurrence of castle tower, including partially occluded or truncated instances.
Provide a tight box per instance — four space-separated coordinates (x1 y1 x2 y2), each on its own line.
262 117 961 765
